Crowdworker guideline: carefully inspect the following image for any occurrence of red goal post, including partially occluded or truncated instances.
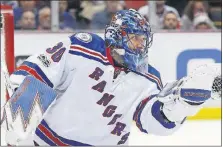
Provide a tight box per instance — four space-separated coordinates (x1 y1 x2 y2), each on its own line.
1 5 15 101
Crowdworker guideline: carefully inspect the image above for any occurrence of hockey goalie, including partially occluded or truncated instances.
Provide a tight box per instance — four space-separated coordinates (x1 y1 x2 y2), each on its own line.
1 9 221 146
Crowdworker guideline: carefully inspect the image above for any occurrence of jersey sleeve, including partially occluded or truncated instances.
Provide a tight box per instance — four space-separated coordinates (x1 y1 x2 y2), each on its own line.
68 32 109 65
10 32 106 93
10 37 73 91
146 64 163 91
133 66 184 135
133 95 185 136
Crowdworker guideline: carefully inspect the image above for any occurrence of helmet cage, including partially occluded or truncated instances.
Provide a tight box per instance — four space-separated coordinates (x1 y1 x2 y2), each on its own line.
105 9 153 73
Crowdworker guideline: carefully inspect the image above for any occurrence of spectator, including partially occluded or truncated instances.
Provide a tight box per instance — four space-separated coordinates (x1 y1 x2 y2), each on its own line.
123 0 147 10
13 1 37 29
79 1 105 21
165 0 189 16
138 0 180 29
36 1 51 10
59 0 76 30
181 1 213 30
1 1 18 9
193 13 217 30
208 1 222 29
67 0 82 18
75 1 106 29
162 11 180 30
37 7 51 30
18 11 36 30
90 1 123 29
209 7 222 29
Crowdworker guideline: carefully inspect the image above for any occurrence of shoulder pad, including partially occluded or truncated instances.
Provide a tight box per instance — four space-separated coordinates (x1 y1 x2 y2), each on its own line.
69 32 106 56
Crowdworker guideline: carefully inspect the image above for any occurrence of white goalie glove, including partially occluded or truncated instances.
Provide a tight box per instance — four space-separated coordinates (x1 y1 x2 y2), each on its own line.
158 64 221 123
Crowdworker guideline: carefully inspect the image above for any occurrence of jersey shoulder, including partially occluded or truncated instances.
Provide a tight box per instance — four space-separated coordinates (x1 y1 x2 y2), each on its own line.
146 64 163 90
147 64 162 82
69 32 106 56
69 32 109 65
132 64 163 91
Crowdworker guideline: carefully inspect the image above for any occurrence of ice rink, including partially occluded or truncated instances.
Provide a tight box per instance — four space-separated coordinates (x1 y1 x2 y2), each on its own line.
1 120 221 146
129 120 221 146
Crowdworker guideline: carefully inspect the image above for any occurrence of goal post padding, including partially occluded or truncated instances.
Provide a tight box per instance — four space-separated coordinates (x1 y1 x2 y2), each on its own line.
1 5 15 101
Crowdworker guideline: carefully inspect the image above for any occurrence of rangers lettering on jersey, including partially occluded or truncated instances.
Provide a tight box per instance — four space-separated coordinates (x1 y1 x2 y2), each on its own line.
89 67 130 144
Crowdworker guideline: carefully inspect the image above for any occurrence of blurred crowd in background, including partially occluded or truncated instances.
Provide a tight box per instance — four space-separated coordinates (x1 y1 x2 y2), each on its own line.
1 0 222 31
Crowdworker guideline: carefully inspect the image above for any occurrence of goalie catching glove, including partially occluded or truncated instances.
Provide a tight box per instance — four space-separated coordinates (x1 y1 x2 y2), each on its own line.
157 72 217 123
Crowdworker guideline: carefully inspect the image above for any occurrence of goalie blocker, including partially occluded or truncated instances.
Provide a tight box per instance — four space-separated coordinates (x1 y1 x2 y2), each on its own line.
1 76 57 145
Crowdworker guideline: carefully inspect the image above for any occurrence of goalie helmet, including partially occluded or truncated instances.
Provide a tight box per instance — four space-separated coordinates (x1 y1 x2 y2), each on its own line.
105 9 153 73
